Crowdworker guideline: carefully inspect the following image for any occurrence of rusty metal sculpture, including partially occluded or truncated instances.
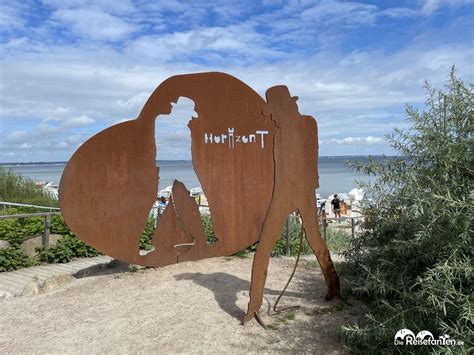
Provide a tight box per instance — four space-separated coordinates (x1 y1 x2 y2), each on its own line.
59 72 340 322
244 86 340 321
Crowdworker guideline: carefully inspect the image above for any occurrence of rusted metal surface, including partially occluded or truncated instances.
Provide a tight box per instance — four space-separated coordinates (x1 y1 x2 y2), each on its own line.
141 180 214 266
59 119 158 264
60 72 274 266
244 85 340 321
140 73 275 255
59 72 340 321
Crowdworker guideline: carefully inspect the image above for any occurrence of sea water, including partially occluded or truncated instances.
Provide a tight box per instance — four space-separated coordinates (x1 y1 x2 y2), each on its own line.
1 157 377 199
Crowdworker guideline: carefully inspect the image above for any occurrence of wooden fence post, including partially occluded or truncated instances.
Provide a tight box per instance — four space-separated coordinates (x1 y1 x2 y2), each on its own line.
321 210 328 241
43 213 51 249
351 218 355 239
285 216 290 256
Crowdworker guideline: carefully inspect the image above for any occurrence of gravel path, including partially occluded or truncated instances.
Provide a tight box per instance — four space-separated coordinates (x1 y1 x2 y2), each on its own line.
0 255 362 353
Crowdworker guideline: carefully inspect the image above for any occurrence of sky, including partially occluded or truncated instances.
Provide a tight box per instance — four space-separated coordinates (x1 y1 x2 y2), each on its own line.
0 0 473 162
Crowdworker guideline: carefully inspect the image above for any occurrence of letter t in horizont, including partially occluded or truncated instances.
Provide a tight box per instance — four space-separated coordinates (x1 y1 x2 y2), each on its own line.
256 131 269 148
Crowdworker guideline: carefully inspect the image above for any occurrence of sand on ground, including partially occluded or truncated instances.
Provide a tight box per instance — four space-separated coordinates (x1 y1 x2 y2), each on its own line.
0 255 363 353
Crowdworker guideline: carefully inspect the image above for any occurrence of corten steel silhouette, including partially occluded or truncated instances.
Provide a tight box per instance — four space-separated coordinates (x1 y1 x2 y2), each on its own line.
244 86 340 321
59 72 340 322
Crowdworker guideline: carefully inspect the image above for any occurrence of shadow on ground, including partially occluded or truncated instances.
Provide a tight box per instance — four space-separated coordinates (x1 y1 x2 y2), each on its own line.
175 272 314 320
74 259 131 279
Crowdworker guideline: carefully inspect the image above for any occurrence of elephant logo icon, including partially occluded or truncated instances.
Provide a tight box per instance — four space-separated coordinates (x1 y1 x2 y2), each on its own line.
416 330 434 340
394 329 415 345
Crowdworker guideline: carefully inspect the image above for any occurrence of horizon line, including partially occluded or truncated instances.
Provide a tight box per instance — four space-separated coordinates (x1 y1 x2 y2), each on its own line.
0 155 397 165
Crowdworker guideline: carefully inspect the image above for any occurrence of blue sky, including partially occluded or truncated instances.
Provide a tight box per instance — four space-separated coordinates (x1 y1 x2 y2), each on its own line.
0 0 473 162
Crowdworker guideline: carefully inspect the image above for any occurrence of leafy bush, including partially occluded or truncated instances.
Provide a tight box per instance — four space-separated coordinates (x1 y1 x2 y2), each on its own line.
272 217 350 256
0 211 102 269
50 215 71 235
37 240 74 263
272 216 311 256
0 208 44 246
139 214 218 250
140 218 155 250
0 167 58 207
325 228 352 253
341 70 473 353
37 234 100 263
0 247 37 272
201 213 217 244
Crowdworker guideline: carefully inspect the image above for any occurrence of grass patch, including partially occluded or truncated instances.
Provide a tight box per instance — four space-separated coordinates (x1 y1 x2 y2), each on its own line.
325 228 352 253
0 166 58 207
232 250 249 258
267 312 297 330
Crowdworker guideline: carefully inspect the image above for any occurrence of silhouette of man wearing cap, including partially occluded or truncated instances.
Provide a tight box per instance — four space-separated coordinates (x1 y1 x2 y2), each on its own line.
245 86 340 321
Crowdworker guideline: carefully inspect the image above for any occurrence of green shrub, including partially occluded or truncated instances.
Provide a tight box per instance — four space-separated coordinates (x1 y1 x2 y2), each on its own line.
0 209 44 246
50 215 71 235
341 69 473 353
0 247 36 272
272 217 311 256
139 215 215 250
325 228 351 253
272 218 350 256
140 218 155 250
37 234 100 263
37 240 74 263
201 213 217 244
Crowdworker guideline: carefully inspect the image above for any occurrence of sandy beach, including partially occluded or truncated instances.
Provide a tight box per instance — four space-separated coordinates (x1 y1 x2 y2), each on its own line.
0 255 362 353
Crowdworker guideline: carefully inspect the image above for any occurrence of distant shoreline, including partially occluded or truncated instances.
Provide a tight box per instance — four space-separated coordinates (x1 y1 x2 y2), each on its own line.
2 157 380 197
0 155 396 167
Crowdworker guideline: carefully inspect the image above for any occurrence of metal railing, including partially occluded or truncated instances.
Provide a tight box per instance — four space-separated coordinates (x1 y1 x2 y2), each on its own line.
0 201 60 211
0 201 61 249
282 214 363 256
1 201 363 254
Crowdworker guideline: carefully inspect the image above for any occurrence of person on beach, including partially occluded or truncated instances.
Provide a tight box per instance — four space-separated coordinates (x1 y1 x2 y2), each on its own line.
331 194 341 220
158 196 167 215
158 196 167 206
319 200 326 215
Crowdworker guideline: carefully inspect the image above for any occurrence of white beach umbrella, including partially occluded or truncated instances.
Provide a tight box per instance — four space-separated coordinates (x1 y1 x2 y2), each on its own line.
348 188 364 201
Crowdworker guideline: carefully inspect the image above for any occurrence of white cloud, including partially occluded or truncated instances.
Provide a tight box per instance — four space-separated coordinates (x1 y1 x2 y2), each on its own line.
380 7 419 18
0 0 473 161
6 131 29 144
421 0 440 15
117 92 150 111
321 136 384 145
1 40 472 160
301 1 378 26
51 8 137 41
60 115 95 129
0 2 26 31
126 24 276 62
42 0 136 15
421 0 474 15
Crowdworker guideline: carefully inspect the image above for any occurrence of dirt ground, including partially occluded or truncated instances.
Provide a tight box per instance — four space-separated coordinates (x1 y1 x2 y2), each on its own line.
0 255 363 353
